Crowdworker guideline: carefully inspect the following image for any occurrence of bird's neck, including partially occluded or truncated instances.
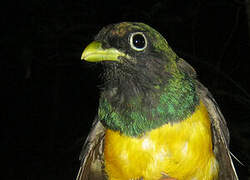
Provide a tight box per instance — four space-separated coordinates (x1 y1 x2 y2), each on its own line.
98 73 199 137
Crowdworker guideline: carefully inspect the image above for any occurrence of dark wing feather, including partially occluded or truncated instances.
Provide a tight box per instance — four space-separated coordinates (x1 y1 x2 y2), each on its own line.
76 118 106 180
197 82 238 180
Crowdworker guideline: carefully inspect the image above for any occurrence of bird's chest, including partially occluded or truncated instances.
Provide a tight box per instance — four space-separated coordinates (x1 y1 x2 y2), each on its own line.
103 102 219 180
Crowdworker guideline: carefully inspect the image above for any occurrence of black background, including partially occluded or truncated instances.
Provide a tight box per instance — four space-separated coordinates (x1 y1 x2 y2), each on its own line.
2 0 250 179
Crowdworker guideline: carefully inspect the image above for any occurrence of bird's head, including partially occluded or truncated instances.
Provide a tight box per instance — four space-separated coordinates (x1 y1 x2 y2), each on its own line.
81 22 177 62
81 22 198 136
81 22 187 96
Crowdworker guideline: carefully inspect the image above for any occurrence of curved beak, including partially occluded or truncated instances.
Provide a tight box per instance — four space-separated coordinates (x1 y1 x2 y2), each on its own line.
81 41 125 62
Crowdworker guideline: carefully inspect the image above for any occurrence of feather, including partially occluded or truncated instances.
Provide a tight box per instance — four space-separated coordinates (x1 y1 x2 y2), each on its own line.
76 119 106 180
197 81 238 179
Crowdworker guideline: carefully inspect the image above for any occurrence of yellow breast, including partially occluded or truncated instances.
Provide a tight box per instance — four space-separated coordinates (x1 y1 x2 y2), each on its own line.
104 101 219 180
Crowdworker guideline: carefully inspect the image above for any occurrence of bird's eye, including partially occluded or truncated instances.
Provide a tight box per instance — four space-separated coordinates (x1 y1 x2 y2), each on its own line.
129 32 147 51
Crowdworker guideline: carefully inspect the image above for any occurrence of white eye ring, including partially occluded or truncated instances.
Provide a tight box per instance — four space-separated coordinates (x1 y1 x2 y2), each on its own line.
129 32 147 51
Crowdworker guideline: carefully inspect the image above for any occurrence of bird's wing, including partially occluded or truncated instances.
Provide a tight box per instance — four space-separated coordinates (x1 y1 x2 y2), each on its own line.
197 81 238 180
76 118 106 180
176 58 238 179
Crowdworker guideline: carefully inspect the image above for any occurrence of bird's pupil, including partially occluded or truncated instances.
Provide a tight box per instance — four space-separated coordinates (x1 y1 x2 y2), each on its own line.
133 34 145 49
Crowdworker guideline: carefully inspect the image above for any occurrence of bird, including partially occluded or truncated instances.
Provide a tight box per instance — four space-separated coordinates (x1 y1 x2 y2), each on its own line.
76 22 238 180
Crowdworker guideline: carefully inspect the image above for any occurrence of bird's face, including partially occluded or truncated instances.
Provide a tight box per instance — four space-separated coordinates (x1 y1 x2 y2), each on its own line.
81 22 178 92
82 22 175 63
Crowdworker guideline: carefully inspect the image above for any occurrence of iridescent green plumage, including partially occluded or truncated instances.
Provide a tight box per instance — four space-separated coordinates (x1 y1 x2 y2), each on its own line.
99 73 199 137
96 23 199 137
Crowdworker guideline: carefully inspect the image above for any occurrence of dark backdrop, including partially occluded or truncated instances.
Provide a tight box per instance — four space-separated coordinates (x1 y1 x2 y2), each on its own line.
2 0 250 179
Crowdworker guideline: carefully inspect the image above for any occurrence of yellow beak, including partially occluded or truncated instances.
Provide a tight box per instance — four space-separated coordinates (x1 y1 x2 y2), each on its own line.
81 41 125 62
